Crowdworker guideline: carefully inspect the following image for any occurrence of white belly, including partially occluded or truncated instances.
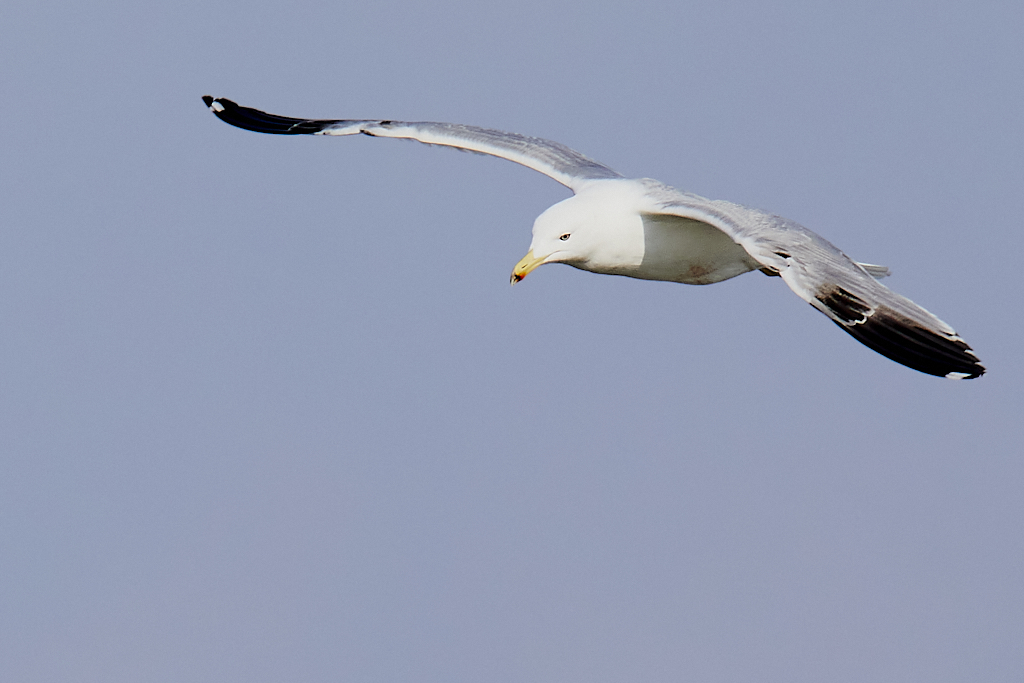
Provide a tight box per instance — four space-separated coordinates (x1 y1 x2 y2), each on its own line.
626 213 760 284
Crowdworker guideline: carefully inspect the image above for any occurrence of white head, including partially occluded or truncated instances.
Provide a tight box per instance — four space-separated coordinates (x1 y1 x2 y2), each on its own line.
510 184 645 284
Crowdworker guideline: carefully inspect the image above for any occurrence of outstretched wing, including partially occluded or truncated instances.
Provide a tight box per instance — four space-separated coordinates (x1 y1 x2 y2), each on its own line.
639 179 984 379
202 97 622 192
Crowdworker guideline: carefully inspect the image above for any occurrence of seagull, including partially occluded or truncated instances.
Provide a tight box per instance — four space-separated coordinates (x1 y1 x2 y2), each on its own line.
202 96 984 379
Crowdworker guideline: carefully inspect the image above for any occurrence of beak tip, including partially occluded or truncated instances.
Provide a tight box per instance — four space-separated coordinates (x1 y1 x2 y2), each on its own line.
511 250 541 286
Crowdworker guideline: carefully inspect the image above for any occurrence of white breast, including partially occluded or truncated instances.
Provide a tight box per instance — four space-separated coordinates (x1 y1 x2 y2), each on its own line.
629 213 760 285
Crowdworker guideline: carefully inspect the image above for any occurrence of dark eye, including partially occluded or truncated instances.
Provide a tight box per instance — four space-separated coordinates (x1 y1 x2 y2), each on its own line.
559 233 571 241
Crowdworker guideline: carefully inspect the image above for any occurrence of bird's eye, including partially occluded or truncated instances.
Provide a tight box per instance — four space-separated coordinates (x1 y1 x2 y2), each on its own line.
559 233 571 241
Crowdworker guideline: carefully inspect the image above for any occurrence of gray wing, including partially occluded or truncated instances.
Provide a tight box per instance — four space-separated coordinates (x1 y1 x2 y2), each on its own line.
202 97 622 192
639 180 984 379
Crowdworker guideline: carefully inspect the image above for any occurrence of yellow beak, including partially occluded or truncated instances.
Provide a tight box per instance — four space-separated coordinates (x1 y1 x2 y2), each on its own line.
510 250 546 285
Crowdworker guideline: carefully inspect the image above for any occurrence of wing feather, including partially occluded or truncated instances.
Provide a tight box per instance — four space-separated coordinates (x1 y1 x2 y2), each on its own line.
639 179 984 378
202 97 622 191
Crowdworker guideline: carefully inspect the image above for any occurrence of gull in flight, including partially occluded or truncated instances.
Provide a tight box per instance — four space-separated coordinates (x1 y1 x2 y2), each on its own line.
202 96 984 379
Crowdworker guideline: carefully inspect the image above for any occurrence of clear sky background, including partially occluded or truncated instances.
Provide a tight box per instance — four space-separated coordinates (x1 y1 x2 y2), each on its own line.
2 1 1022 681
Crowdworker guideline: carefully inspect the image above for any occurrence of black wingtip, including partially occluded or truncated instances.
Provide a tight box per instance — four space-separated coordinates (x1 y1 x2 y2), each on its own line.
831 307 985 379
200 96 339 135
813 285 984 379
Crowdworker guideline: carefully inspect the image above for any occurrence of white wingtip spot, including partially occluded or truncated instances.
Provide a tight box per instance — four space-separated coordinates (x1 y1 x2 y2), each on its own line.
945 372 971 380
211 100 225 113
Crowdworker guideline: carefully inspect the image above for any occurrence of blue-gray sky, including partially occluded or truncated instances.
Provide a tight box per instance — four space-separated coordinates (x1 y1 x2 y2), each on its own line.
2 1 1022 681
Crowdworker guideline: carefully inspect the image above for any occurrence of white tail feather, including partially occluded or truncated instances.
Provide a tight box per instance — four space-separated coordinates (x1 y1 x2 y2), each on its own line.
857 262 890 279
